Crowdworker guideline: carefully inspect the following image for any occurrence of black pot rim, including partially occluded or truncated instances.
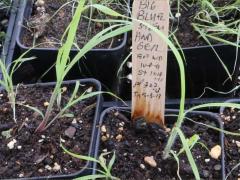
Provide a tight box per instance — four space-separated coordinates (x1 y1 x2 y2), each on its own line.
1 78 103 180
219 98 240 114
15 0 129 52
95 106 225 180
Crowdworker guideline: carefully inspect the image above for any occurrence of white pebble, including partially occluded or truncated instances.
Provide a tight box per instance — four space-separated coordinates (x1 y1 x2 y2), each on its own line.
38 139 44 143
144 156 157 167
19 173 24 178
7 139 17 149
205 158 210 163
45 165 52 171
140 164 145 169
53 162 61 172
175 12 181 18
236 141 240 148
209 145 221 159
101 125 107 133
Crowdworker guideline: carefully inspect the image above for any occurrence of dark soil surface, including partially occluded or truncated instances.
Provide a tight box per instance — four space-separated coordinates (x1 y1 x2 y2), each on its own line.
98 109 222 180
221 108 240 179
170 0 237 47
0 82 97 178
21 0 127 49
0 9 9 53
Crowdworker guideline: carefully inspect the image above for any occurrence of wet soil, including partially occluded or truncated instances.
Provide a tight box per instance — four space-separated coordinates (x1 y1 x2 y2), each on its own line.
98 109 223 180
221 108 240 179
21 0 127 49
0 82 97 178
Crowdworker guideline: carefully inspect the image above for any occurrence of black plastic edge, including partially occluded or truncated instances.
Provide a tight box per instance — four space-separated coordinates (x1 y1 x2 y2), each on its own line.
219 98 240 179
2 78 103 180
219 99 240 114
15 0 129 52
0 0 20 79
95 106 225 180
103 97 234 111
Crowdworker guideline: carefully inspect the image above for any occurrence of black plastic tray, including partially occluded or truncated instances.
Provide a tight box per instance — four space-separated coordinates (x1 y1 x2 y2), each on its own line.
13 0 129 98
120 42 239 105
1 78 103 180
95 106 225 179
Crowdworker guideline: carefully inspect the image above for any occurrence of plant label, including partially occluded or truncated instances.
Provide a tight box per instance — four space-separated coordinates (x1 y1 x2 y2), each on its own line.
132 0 169 126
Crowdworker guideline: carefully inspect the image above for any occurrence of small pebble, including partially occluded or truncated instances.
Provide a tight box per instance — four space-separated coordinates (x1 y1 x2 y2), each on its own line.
72 119 77 124
144 156 157 167
53 162 61 172
60 138 66 143
19 173 24 178
62 87 67 92
175 12 181 18
214 164 221 171
101 125 107 133
38 169 43 173
35 0 45 6
140 164 145 169
127 74 132 80
7 139 17 149
209 145 221 159
45 165 52 171
127 62 132 68
116 134 123 142
102 149 107 153
64 126 76 138
165 128 171 133
17 146 22 150
86 87 93 93
119 122 125 127
44 102 49 107
38 139 44 143
236 141 240 148
204 158 210 163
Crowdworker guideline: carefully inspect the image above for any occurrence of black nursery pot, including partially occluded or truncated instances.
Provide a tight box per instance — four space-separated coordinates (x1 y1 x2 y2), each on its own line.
0 79 103 180
95 106 226 179
0 0 19 79
120 44 239 108
219 99 240 179
13 0 128 98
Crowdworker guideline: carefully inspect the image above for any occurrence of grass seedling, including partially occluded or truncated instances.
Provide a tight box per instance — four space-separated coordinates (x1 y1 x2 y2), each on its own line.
30 1 131 132
0 50 35 123
61 144 119 180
